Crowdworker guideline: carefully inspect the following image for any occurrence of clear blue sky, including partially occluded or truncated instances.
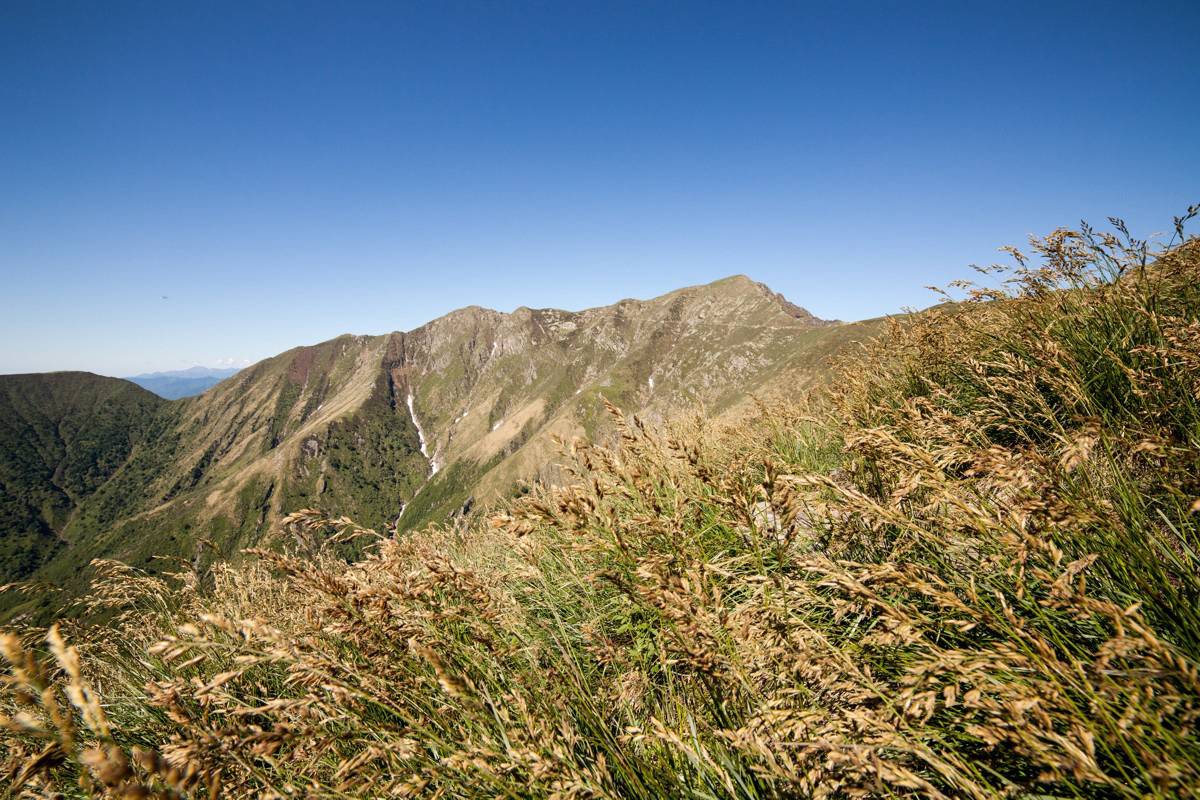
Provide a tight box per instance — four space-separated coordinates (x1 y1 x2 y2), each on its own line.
2 0 1197 375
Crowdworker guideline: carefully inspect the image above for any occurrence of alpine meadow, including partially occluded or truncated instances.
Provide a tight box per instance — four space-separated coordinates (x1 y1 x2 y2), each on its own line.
3 2 1199 798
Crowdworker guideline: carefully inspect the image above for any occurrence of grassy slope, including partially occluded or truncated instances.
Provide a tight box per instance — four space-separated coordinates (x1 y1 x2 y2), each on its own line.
397 276 880 527
3 220 1198 797
3 279 860 623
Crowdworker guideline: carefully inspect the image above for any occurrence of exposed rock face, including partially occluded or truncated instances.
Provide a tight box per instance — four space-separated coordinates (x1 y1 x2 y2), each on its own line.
0 276 882 621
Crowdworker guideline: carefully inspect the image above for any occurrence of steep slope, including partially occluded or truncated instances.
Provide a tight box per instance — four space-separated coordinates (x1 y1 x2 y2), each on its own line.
0 373 165 583
381 275 870 527
0 338 411 620
0 277 885 621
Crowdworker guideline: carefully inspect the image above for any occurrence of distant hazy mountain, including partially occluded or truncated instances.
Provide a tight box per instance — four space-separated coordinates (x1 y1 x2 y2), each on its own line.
126 366 241 399
0 276 885 622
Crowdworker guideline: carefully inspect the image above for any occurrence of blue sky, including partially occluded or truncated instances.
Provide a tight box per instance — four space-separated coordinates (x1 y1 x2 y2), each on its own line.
2 0 1197 375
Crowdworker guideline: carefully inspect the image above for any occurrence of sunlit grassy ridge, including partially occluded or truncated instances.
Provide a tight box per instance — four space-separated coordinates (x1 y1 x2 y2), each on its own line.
3 213 1199 798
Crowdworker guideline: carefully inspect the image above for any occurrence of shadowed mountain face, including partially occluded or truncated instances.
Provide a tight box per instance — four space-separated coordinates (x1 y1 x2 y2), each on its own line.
0 276 882 621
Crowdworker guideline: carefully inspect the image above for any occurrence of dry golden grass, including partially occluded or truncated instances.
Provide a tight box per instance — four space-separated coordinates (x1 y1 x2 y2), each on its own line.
3 211 1199 798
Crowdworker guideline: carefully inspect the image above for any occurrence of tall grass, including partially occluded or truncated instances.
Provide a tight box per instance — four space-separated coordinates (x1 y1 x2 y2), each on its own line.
2 213 1199 798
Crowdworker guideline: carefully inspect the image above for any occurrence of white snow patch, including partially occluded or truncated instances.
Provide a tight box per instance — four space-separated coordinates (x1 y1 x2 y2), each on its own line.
492 419 503 432
647 376 655 390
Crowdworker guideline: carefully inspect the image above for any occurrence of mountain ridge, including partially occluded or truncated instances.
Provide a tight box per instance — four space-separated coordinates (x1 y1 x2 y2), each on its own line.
0 276 880 622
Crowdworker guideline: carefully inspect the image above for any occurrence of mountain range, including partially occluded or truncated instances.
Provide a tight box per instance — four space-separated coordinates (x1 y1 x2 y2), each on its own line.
125 367 243 400
0 276 883 621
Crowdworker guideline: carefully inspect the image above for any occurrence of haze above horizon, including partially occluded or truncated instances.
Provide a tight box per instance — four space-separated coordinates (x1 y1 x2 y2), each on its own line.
2 0 1197 375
